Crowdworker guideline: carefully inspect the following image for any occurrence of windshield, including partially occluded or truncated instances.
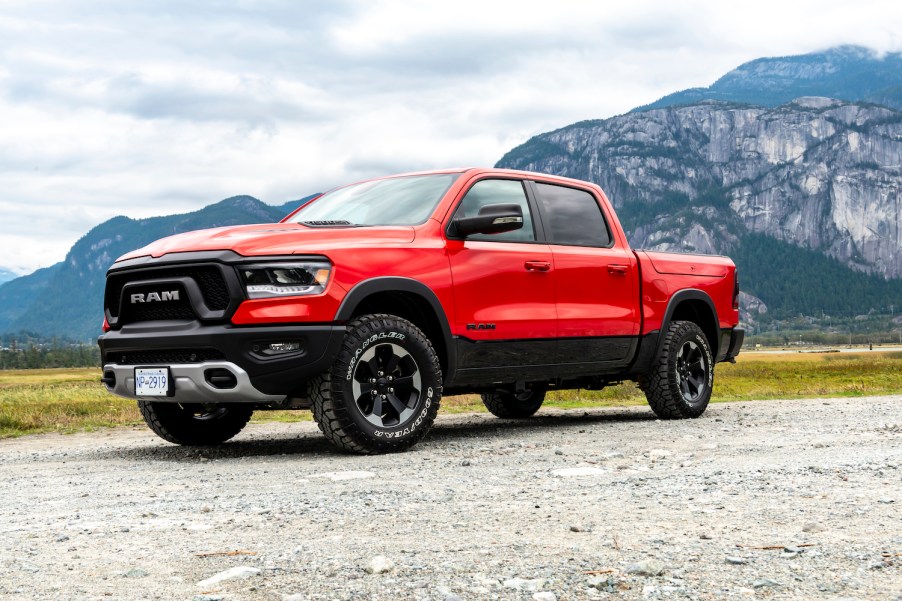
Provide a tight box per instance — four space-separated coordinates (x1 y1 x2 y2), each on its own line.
289 173 460 226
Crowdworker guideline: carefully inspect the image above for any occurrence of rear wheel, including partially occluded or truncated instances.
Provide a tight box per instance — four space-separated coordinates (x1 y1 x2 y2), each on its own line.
481 385 547 418
138 402 253 445
310 314 442 454
640 320 713 419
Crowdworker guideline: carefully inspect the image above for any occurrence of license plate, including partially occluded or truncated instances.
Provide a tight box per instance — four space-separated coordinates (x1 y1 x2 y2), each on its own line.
135 367 172 396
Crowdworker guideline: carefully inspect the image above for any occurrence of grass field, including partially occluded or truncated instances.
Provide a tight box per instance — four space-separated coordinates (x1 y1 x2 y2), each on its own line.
1 350 901 438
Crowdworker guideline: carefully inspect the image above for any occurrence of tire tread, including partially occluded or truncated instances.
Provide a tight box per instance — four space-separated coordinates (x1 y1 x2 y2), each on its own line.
640 320 712 419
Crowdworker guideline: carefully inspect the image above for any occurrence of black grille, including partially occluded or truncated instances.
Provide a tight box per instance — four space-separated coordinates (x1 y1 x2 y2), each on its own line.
105 266 230 319
108 348 226 365
122 299 196 323
190 268 231 310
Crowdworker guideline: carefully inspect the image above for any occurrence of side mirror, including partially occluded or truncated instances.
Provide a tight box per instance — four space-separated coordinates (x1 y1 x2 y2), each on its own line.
451 203 524 238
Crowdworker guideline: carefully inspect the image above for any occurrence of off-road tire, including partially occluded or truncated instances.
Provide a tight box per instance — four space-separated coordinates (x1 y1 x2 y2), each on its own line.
137 402 253 445
481 385 547 418
310 314 442 454
640 320 713 419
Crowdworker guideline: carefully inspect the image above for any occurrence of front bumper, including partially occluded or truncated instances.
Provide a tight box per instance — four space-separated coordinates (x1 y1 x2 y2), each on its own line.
102 361 285 403
98 320 346 402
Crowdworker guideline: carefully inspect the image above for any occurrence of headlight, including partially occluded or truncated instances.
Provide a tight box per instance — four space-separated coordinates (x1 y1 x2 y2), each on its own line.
241 261 332 299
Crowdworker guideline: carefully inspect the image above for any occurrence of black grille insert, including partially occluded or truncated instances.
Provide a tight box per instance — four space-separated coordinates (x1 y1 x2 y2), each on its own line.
117 283 195 324
108 348 226 365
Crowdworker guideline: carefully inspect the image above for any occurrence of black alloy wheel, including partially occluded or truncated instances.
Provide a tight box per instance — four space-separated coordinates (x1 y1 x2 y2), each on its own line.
351 342 423 428
675 339 708 402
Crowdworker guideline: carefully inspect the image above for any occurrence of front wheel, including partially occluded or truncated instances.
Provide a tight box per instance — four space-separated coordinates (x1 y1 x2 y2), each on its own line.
310 314 442 454
640 320 713 419
138 402 253 445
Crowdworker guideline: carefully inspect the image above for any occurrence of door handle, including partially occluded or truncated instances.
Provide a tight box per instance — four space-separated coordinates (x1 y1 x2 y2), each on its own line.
607 264 629 276
525 261 551 272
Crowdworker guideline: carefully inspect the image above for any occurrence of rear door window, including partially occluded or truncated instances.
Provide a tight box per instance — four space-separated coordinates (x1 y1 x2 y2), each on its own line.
533 183 612 247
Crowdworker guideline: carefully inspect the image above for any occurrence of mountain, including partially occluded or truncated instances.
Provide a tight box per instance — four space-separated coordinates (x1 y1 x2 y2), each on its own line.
636 46 902 112
0 269 18 285
497 97 902 319
0 195 312 341
0 263 62 334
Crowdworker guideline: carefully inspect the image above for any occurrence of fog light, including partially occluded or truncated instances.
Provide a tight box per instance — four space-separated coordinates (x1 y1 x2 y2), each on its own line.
269 342 299 352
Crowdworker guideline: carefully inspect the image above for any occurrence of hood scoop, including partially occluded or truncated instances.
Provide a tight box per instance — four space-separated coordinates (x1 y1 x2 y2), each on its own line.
300 220 355 227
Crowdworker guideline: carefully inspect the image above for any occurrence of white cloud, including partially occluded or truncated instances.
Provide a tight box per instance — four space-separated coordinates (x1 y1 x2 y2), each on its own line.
0 0 901 273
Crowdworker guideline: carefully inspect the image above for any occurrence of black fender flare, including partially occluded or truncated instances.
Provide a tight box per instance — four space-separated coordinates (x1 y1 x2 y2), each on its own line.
334 277 457 384
657 289 720 358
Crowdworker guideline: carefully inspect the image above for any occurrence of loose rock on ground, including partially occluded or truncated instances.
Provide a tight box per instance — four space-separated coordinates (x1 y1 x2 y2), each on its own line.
0 395 900 599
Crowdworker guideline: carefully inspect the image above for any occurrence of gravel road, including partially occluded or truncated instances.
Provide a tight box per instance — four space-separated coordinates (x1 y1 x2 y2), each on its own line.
1 396 900 600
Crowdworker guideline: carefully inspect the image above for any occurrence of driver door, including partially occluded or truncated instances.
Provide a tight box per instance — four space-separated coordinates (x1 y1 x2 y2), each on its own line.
445 178 557 380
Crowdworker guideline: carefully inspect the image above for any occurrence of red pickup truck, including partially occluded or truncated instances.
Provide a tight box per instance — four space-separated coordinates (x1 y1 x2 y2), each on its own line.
99 168 743 453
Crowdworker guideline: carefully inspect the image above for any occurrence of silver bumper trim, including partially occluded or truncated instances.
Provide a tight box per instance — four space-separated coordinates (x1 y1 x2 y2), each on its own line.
102 361 285 404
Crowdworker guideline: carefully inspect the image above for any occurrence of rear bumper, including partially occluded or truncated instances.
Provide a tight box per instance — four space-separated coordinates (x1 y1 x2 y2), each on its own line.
722 328 744 362
98 321 345 401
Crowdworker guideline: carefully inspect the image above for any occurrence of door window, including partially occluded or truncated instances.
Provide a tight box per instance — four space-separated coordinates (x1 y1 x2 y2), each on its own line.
534 183 612 247
454 179 536 242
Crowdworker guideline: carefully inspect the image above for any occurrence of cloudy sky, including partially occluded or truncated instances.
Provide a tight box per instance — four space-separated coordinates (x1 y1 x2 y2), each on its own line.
1 0 901 274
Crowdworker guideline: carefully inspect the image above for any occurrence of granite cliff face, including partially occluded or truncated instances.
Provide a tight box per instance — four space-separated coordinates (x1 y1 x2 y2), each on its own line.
497 97 902 280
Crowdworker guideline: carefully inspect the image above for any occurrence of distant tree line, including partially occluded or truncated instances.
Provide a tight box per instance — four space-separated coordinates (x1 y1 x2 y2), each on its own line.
747 330 902 348
0 332 99 370
733 233 902 318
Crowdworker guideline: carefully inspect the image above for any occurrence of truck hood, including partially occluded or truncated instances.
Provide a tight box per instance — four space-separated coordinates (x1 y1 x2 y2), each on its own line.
118 223 417 261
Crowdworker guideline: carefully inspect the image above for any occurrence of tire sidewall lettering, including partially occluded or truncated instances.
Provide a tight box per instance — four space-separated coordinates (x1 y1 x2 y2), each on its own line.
372 385 434 439
346 330 407 382
695 333 714 387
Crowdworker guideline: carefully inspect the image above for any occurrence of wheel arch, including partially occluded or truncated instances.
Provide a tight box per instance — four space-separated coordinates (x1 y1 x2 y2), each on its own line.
335 277 456 383
659 289 720 358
